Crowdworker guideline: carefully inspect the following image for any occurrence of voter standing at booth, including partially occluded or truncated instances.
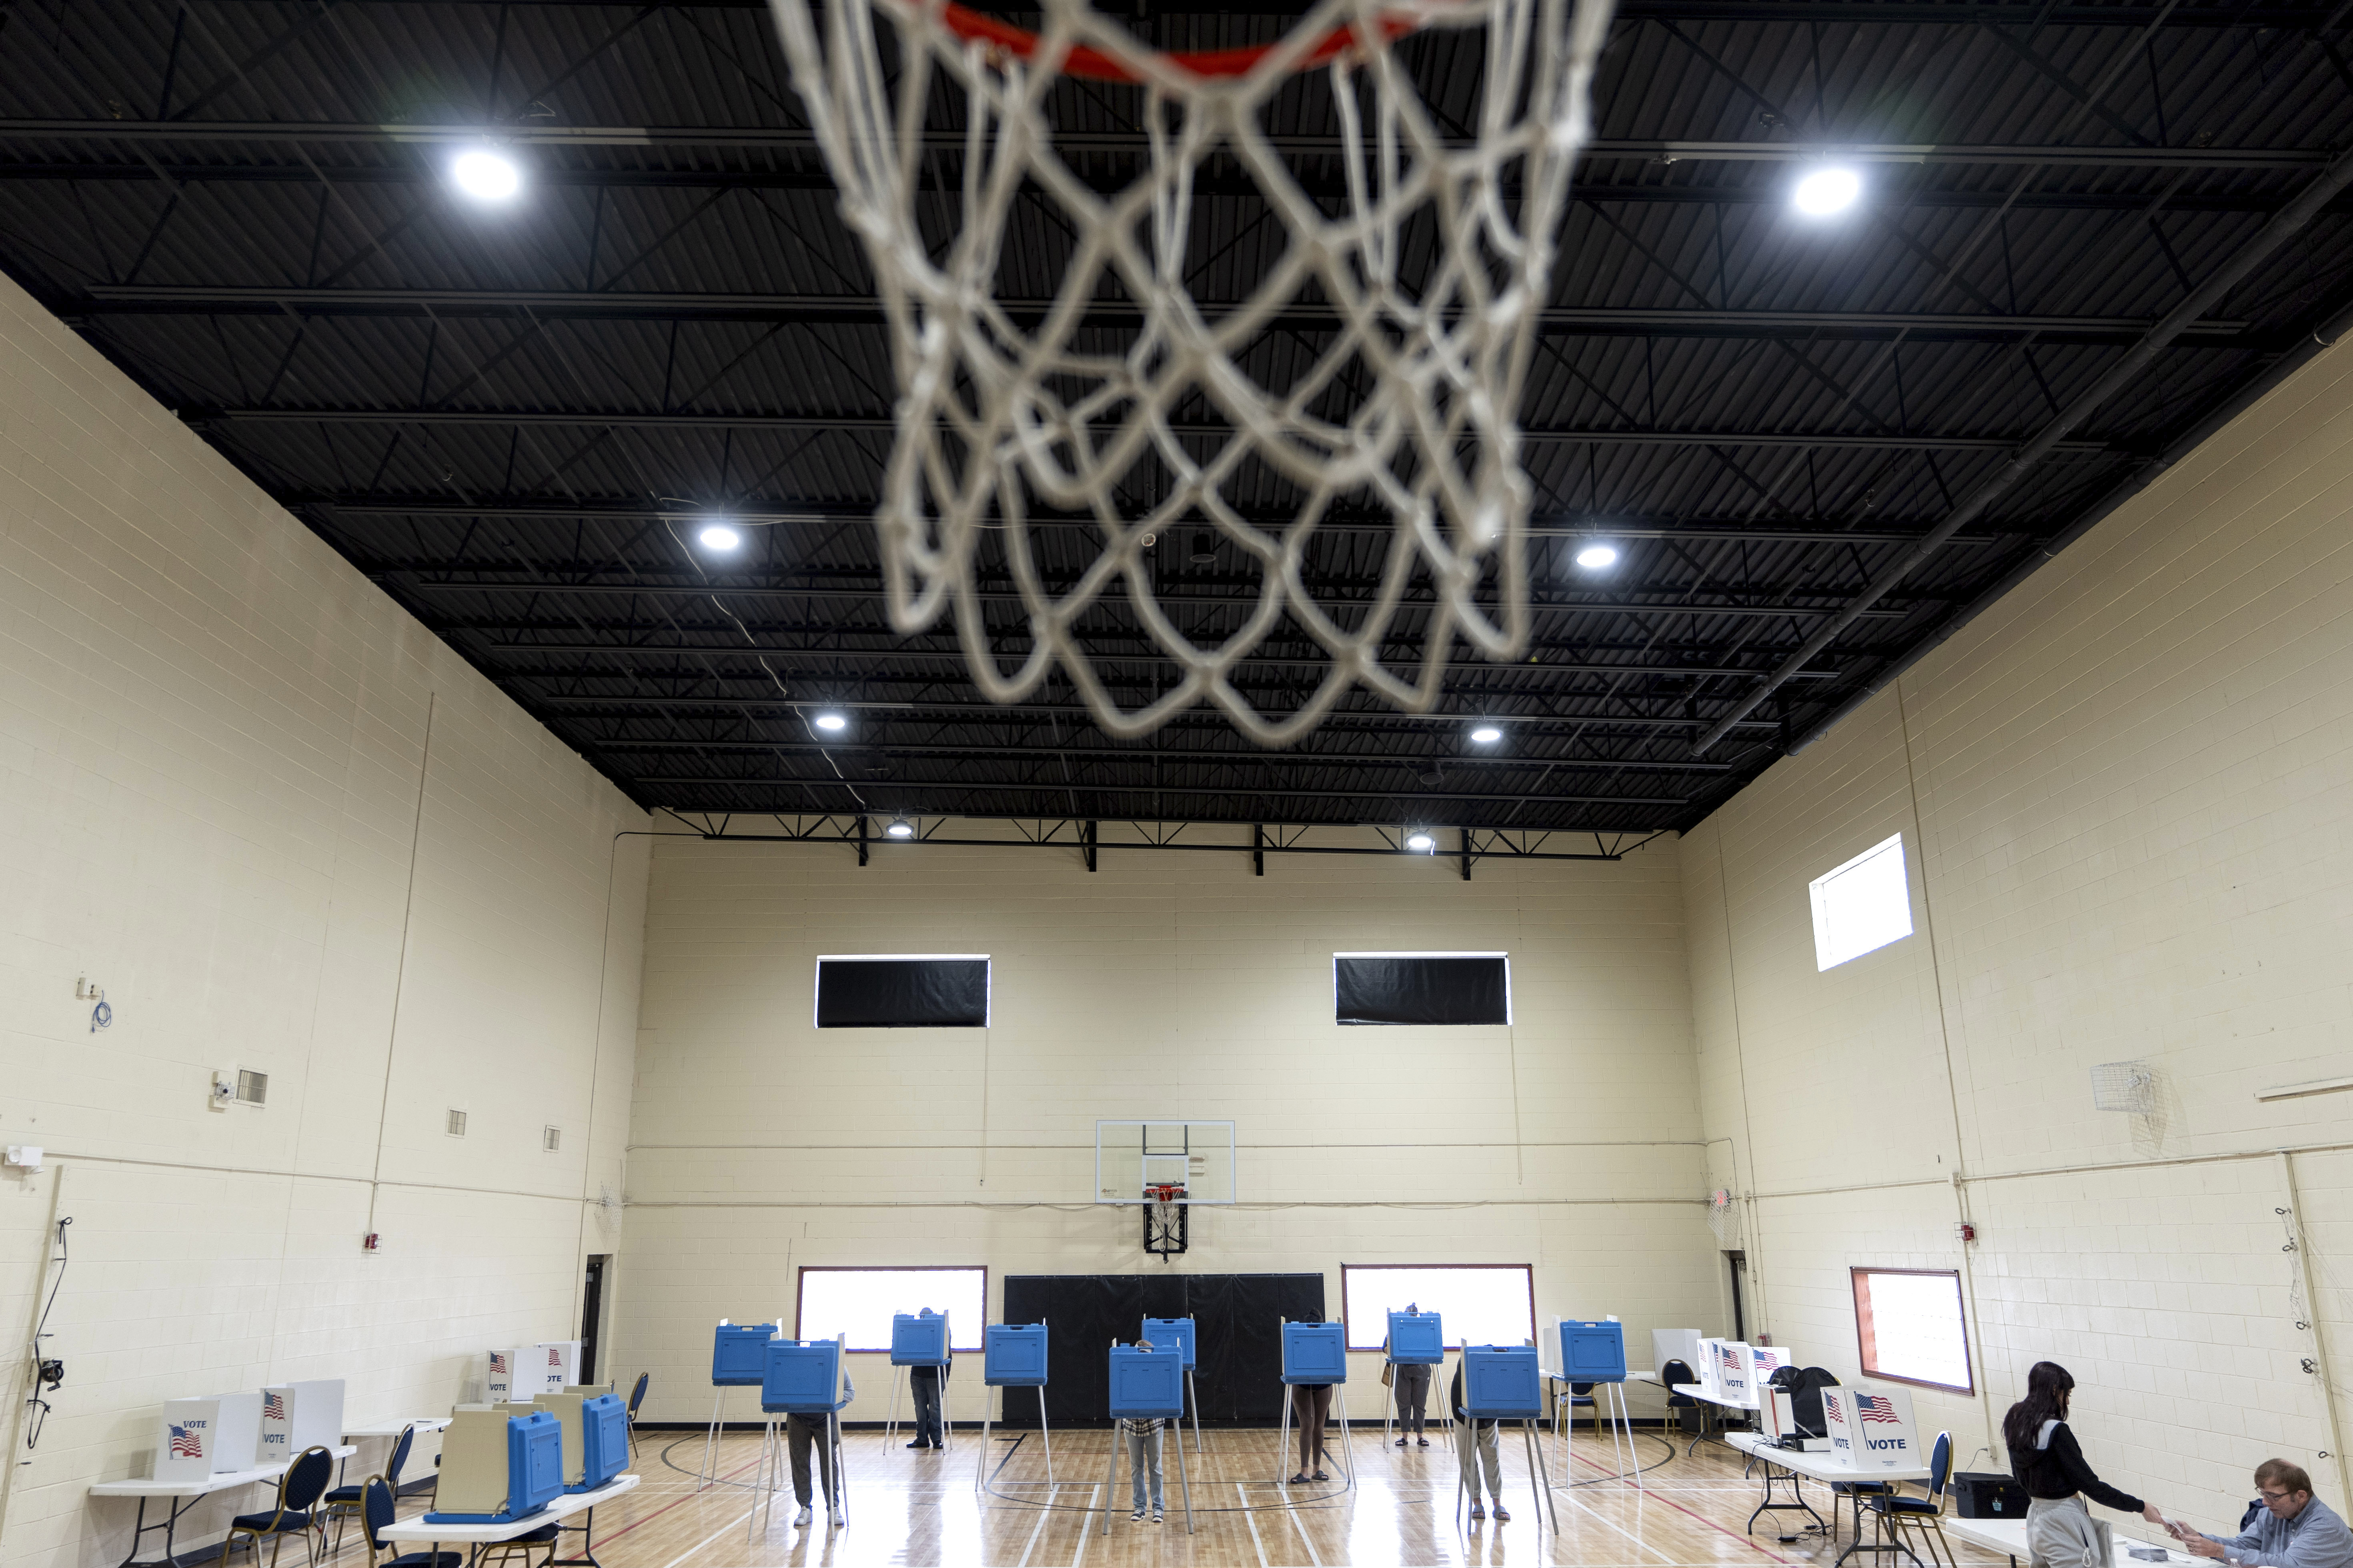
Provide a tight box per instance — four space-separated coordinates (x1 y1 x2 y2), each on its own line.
2171 1460 2353 1568
907 1309 947 1451
2003 1361 2166 1567
1450 1360 1508 1524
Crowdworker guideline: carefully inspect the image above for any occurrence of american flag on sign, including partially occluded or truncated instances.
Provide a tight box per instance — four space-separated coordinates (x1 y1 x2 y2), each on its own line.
1855 1394 1903 1426
491 1353 509 1375
547 1350 563 1368
169 1424 203 1459
1823 1392 1844 1422
263 1392 286 1422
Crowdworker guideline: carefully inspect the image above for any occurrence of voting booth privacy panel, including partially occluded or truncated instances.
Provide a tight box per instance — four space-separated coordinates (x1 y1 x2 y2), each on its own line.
429 1409 565 1524
763 1339 847 1412
1107 1348 1186 1419
1280 1322 1348 1384
1141 1317 1197 1370
713 1322 779 1384
1000 1273 1322 1426
1387 1312 1445 1365
1461 1348 1544 1419
891 1313 951 1366
1820 1383 1922 1471
1557 1321 1626 1382
985 1324 1049 1386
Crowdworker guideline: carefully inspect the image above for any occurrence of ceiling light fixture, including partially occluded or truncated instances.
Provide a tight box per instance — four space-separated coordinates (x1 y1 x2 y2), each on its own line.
1574 543 1619 570
1404 829 1437 853
1470 724 1503 744
698 523 743 550
885 817 915 839
1792 166 1862 217
813 711 848 732
451 148 523 202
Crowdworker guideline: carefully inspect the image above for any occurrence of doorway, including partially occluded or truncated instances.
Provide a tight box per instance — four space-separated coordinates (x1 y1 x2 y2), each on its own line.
581 1255 609 1385
1726 1250 1749 1342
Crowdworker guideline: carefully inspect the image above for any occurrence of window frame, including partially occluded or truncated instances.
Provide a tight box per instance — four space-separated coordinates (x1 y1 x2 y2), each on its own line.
1850 1266 1975 1395
1808 834 1914 972
813 953 992 1029
794 1264 990 1354
1338 1263 1537 1352
1330 951 1513 1027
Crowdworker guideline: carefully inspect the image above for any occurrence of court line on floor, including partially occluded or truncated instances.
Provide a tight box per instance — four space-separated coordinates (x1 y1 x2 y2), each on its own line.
1563 1442 1800 1566
1282 1478 1325 1567
1013 1482 1058 1568
1067 1483 1101 1568
1238 1482 1270 1568
591 1450 767 1552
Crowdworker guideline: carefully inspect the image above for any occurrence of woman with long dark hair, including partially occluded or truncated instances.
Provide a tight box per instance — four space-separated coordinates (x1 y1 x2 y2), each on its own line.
2005 1361 2167 1568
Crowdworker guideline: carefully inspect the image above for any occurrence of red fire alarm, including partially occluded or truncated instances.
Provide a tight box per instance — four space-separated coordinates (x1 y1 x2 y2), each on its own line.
363 1232 380 1251
1956 1222 1977 1242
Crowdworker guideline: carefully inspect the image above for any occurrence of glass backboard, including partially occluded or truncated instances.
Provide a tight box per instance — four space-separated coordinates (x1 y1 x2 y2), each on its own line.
1094 1120 1236 1205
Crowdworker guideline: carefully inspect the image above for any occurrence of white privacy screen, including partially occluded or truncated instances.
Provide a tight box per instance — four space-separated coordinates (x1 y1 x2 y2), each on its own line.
1852 1267 1973 1393
1340 1265 1535 1352
797 1268 986 1352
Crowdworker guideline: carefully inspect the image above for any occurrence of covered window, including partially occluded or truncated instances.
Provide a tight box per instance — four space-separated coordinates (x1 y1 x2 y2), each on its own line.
1333 953 1510 1026
796 1267 987 1352
815 954 990 1027
1808 834 1914 971
1340 1264 1535 1351
1851 1267 1973 1394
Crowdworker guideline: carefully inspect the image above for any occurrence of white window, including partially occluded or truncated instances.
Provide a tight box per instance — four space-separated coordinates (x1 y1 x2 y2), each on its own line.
1340 1264 1535 1352
796 1267 986 1352
1808 833 1914 971
1851 1267 1974 1394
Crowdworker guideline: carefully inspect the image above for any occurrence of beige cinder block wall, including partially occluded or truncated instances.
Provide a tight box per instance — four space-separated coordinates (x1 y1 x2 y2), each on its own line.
1684 332 2353 1528
0 273 649 1568
617 832 1718 1440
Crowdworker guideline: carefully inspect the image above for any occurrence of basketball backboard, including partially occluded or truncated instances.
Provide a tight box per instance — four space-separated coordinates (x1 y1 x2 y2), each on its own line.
1094 1121 1235 1205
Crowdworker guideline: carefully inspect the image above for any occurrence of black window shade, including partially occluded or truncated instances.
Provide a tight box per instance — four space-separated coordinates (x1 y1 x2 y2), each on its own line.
816 958 990 1028
1334 955 1509 1026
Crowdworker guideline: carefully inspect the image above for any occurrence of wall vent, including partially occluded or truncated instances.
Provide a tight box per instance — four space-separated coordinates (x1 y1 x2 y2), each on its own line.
446 1109 468 1138
543 1126 561 1152
234 1069 268 1106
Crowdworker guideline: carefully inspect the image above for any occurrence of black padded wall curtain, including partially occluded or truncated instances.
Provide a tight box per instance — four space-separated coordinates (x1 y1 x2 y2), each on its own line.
997 1273 1325 1426
1333 955 1508 1025
815 958 990 1027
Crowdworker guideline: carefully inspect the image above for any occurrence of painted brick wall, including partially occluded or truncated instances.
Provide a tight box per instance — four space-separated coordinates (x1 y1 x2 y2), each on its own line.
616 831 1720 1433
0 272 649 1568
1683 330 2353 1528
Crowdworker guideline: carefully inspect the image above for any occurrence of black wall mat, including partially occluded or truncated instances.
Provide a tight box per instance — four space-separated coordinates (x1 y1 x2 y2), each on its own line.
814 957 989 1027
997 1274 1324 1427
1333 954 1509 1025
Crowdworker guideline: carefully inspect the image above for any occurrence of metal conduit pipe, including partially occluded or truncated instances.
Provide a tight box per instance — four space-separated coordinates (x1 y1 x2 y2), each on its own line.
1786 285 2353 756
1689 139 2353 757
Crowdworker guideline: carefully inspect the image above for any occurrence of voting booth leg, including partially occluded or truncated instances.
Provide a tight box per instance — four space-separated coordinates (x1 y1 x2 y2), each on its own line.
885 1368 901 1446
1039 1388 1055 1486
1334 1386 1357 1488
698 1387 728 1490
1172 1418 1195 1534
1522 1418 1559 1532
1098 1431 1119 1537
1279 1386 1305 1484
1185 1368 1203 1454
1608 1383 1641 1489
974 1401 989 1494
828 1412 851 1525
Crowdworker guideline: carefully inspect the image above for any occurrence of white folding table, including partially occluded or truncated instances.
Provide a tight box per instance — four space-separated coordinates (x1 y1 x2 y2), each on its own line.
1727 1430 1931 1565
376 1472 640 1568
1949 1512 2204 1568
90 1445 358 1568
339 1418 452 1486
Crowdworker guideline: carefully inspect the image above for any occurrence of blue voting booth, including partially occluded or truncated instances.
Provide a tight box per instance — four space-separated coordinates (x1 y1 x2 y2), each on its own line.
1558 1320 1627 1382
1453 1346 1558 1533
891 1312 951 1366
762 1339 845 1414
1386 1311 1445 1365
574 1394 629 1493
712 1322 774 1385
749 1339 851 1530
1462 1346 1543 1418
1280 1321 1347 1384
1140 1317 1196 1370
984 1324 1048 1386
700 1321 777 1489
1099 1346 1194 1538
427 1410 564 1524
975 1325 1053 1499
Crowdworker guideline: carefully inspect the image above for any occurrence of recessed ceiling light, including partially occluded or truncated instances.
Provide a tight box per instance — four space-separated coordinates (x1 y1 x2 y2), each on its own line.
813 711 848 732
698 523 742 550
1470 724 1503 744
1792 166 1862 217
451 148 523 202
885 817 915 839
1575 543 1619 570
1404 829 1436 853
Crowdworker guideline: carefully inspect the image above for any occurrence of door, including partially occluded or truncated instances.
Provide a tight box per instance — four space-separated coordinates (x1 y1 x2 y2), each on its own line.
581 1255 609 1385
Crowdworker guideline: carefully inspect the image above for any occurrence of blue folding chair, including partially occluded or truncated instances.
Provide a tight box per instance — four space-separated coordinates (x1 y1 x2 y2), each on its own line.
1866 1431 1956 1568
627 1373 651 1459
359 1478 462 1568
325 1424 417 1552
223 1445 334 1568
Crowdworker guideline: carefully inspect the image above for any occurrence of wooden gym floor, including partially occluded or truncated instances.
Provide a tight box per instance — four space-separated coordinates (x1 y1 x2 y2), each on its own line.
341 1424 2015 1568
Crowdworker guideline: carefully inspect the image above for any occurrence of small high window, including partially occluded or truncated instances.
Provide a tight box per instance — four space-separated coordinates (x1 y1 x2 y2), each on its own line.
1808 834 1914 971
1332 953 1510 1026
815 955 990 1028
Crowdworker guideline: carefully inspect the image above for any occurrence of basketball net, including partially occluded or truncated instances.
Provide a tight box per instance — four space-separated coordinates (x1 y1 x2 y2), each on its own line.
767 0 1614 741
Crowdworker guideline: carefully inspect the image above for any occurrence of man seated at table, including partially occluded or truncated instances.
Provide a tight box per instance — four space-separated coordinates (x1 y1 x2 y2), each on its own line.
2169 1461 2352 1568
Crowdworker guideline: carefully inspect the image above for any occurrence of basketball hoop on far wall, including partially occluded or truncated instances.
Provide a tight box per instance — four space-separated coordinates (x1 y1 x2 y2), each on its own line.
764 0 1615 741
1145 1184 1189 1260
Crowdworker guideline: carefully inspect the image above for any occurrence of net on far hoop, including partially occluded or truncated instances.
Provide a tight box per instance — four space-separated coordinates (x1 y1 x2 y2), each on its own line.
767 0 1613 742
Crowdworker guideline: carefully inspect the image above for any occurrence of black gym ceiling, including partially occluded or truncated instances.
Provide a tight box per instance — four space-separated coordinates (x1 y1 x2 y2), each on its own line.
3 1 2349 841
